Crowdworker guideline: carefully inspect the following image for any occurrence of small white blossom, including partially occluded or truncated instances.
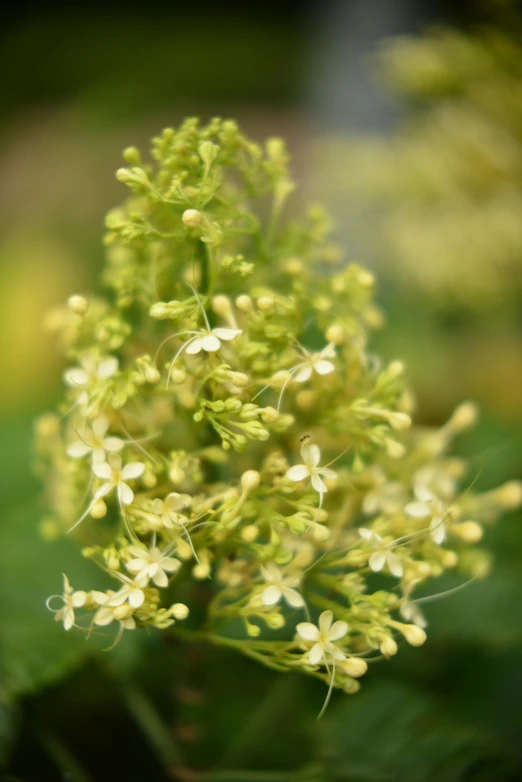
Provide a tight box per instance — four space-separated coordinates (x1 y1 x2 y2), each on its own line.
126 545 181 587
358 528 404 577
293 343 336 383
296 609 348 666
184 327 242 355
286 441 337 504
260 563 304 608
67 415 124 463
92 454 145 506
46 574 86 631
150 493 191 529
64 355 119 388
405 485 447 544
400 600 427 628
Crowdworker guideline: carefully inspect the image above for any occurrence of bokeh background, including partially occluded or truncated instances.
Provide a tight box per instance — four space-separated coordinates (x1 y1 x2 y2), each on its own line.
2 1 522 780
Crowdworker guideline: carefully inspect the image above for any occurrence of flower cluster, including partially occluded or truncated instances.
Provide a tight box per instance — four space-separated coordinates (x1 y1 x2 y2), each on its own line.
37 119 521 698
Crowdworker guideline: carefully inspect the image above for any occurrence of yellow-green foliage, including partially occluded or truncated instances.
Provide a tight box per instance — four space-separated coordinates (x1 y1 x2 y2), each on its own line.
36 118 521 698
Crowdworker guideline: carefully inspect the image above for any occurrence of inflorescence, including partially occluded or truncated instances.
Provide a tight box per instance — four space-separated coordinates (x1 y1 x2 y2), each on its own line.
37 118 522 700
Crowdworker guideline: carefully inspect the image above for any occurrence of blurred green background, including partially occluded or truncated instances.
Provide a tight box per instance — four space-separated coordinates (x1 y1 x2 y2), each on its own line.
1 2 522 780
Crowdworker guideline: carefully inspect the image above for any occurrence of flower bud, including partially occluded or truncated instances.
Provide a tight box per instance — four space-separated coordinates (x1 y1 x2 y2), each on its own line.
236 295 253 312
325 324 345 345
440 549 458 568
90 499 107 519
387 360 405 378
241 525 259 542
182 209 202 228
145 366 161 384
257 296 275 312
387 412 412 432
449 401 479 432
399 623 427 647
171 603 189 620
379 636 398 656
260 406 279 423
246 622 261 637
212 295 233 319
341 657 368 678
241 470 260 492
266 613 285 630
453 521 483 543
492 480 522 509
67 294 89 315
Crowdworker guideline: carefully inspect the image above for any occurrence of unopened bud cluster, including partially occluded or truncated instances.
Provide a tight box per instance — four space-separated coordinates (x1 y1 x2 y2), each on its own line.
38 119 521 697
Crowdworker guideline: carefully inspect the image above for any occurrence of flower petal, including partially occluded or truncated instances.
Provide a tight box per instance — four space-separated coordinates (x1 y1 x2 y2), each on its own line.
262 585 282 605
294 365 312 383
185 337 203 355
283 587 305 608
320 467 337 479
201 334 221 352
309 642 324 666
104 437 124 453
67 441 92 458
212 328 241 341
296 622 319 641
301 442 320 467
92 462 113 480
430 519 446 545
328 620 348 641
286 464 309 482
129 588 145 608
311 474 327 494
152 569 169 588
121 462 145 480
405 501 431 518
386 552 404 578
92 416 109 437
369 550 386 572
94 607 114 626
314 360 335 375
64 368 88 387
97 357 119 379
161 557 181 573
119 483 134 506
71 590 87 608
319 610 333 634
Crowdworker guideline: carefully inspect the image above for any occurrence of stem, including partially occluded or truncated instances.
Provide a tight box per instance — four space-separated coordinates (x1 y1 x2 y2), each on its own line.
119 680 184 775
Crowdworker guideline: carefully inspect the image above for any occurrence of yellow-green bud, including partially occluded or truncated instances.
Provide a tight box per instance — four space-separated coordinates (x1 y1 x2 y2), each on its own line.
171 603 189 620
182 209 203 228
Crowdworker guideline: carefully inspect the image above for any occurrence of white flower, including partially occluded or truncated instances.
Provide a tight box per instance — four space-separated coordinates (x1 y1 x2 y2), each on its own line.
91 590 137 629
150 493 191 529
92 578 145 615
296 610 348 666
358 528 404 577
405 485 447 544
67 415 124 463
46 574 86 631
92 454 145 506
362 468 405 516
293 343 336 383
260 563 305 608
126 545 181 587
286 441 337 503
184 328 242 355
64 355 119 388
400 600 427 629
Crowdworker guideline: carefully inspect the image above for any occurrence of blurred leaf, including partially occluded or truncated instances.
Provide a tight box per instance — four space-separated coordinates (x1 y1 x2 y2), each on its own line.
319 678 514 781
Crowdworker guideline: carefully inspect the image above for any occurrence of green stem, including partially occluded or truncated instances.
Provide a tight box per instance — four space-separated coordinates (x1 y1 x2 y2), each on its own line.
118 680 184 775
